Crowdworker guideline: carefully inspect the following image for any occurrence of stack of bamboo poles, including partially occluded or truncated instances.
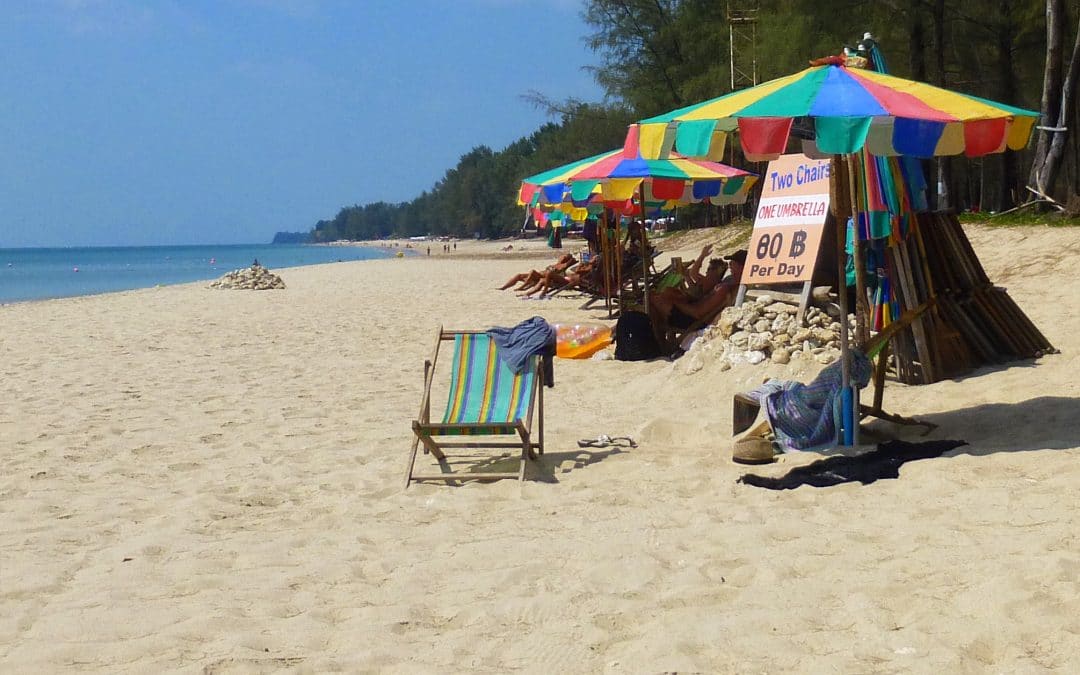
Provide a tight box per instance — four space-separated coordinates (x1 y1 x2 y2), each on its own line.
832 159 1054 385
916 212 1056 368
867 213 1055 385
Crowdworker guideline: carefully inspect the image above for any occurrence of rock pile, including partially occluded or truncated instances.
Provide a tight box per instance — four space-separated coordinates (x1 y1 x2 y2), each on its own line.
680 295 852 374
208 264 285 291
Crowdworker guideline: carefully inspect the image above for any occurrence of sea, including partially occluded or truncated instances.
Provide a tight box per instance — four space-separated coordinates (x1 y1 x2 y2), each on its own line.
0 243 397 304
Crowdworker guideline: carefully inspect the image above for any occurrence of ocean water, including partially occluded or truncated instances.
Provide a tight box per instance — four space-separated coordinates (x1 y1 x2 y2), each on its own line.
0 243 396 304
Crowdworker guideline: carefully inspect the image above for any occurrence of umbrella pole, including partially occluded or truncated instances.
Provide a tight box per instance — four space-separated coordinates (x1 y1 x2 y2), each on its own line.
842 152 864 445
830 155 851 446
639 183 649 315
616 215 623 312
602 209 611 318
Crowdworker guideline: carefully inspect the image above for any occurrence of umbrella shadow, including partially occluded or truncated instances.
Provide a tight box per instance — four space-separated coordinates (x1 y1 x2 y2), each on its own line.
939 358 1043 383
864 395 1080 456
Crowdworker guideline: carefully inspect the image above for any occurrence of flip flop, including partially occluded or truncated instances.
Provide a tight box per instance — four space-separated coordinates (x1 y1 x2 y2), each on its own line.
578 436 637 449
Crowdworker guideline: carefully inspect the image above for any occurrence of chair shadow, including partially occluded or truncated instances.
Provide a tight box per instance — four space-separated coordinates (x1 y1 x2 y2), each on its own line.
862 395 1080 456
530 446 627 483
418 446 626 485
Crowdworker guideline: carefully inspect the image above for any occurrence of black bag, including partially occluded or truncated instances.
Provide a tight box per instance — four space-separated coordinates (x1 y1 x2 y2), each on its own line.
613 311 662 361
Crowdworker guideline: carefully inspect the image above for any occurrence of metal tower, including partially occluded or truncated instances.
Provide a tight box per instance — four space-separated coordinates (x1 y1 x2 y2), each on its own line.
728 1 759 91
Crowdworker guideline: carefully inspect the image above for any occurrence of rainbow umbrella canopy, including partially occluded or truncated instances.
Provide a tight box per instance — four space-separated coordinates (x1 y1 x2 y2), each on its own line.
630 61 1040 161
518 147 758 220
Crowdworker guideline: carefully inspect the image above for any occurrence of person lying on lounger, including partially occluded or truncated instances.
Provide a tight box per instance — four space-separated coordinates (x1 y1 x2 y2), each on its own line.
651 250 746 345
518 257 600 297
498 253 576 290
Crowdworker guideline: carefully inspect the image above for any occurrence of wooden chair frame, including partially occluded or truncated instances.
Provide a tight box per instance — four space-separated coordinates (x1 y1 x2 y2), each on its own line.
405 327 545 487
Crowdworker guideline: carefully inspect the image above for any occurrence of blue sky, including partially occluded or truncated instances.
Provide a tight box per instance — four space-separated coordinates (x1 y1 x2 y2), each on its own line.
0 0 600 247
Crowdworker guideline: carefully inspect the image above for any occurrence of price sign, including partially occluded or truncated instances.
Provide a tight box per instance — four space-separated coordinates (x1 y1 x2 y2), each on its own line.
744 153 830 285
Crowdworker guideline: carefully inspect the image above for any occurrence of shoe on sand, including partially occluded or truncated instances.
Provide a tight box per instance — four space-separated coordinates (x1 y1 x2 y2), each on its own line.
732 436 777 464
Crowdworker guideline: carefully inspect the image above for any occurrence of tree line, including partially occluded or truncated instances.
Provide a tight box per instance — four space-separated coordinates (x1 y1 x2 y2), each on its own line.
300 0 1079 244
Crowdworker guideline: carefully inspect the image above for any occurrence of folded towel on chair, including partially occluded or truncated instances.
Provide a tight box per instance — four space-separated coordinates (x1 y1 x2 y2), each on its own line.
487 316 556 385
745 349 874 453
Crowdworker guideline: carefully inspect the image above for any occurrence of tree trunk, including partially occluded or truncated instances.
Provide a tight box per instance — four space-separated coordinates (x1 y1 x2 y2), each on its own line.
1038 14 1080 198
1029 0 1066 191
996 0 1021 209
909 0 927 81
932 0 950 210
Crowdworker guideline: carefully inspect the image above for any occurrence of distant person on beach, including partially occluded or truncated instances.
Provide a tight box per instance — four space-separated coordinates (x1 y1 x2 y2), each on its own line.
583 217 599 255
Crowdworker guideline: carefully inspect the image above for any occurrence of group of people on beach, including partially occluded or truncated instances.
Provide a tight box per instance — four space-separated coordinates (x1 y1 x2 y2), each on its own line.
498 224 747 355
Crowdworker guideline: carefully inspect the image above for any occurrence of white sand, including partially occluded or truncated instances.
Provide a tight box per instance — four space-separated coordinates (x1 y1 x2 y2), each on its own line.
1 225 1078 672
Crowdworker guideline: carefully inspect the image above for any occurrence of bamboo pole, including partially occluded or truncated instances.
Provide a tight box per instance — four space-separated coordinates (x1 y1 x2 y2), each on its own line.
850 153 871 346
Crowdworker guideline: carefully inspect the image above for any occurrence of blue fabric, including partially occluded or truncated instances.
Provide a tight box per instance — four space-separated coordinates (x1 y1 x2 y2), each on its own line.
692 180 722 199
486 316 555 375
608 157 650 178
892 119 945 157
541 183 566 204
747 350 874 453
900 156 929 211
808 67 887 117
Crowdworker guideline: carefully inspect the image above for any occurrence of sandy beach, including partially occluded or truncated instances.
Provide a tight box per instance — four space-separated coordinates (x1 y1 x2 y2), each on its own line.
2 224 1078 673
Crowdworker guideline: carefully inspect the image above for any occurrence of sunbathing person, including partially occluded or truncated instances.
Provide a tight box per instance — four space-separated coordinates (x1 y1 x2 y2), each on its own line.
652 254 727 312
519 258 599 297
651 250 746 346
498 253 576 290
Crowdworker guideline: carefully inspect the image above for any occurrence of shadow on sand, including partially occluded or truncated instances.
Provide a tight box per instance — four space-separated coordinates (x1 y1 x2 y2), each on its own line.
865 395 1080 456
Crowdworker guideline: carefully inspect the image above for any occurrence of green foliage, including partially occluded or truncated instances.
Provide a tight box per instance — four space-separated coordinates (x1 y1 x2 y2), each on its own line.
309 103 634 242
958 211 1080 227
307 0 1070 242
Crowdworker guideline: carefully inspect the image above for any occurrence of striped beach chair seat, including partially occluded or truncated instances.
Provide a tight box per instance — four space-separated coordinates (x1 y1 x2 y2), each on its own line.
406 328 545 486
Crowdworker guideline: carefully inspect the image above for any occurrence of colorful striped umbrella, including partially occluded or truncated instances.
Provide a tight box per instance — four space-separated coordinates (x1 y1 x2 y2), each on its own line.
633 62 1039 161
631 59 1039 441
518 147 757 212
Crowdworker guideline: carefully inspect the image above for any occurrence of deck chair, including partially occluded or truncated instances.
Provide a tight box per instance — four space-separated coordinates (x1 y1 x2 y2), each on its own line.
405 328 545 487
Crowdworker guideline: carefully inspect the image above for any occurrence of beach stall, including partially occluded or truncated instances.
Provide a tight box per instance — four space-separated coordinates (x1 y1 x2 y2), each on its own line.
626 49 1049 445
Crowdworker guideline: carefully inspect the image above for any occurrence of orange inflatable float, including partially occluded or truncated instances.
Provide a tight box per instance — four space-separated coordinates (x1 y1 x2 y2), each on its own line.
554 323 612 359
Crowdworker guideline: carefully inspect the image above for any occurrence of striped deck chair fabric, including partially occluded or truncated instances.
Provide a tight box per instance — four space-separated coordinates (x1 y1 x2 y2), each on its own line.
441 333 537 435
406 328 547 486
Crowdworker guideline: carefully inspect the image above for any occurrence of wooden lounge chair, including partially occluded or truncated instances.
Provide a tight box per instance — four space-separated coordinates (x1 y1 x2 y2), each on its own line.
405 328 545 487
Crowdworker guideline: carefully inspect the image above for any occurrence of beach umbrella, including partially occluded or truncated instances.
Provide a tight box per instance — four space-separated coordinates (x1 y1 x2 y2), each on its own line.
518 148 759 315
517 148 757 210
630 60 1038 161
627 57 1039 442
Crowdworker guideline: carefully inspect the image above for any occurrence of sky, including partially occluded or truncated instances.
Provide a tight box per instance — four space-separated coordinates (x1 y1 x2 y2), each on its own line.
0 0 601 247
